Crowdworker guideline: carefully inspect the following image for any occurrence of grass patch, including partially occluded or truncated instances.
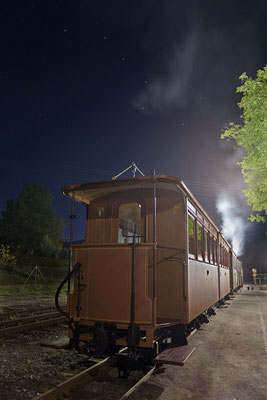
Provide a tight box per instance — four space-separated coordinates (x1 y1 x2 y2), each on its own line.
0 263 73 296
0 283 70 296
0 265 68 285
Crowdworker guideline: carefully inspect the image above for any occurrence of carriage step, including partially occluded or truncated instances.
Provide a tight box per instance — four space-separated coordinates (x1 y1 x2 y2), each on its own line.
155 345 196 366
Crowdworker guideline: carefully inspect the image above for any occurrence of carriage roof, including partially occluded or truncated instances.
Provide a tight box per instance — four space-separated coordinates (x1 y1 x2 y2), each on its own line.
62 174 228 243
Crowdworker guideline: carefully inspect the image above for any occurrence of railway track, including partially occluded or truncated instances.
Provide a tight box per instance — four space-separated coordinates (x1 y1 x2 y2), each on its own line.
119 365 156 399
0 306 65 321
0 309 66 337
33 351 156 400
34 349 128 400
33 328 199 400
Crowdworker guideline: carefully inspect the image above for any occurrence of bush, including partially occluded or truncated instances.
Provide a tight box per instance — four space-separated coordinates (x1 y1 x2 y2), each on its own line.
0 245 17 271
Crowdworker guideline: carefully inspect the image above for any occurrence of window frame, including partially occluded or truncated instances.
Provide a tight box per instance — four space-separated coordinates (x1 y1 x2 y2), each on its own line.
209 234 214 264
188 212 196 259
118 202 143 243
214 238 217 265
197 221 204 261
112 199 146 244
204 229 209 263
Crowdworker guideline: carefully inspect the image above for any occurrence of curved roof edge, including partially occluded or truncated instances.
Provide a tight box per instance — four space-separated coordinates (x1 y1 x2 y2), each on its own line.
62 174 230 246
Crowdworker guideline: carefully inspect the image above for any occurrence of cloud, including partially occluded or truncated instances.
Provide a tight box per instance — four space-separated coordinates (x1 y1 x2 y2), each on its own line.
133 30 199 113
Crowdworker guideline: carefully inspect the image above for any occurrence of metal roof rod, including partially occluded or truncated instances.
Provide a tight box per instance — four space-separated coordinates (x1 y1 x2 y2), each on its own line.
112 162 145 180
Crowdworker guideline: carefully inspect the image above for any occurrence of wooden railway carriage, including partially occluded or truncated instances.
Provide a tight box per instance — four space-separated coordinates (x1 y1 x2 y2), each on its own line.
236 258 243 288
61 175 241 354
230 250 238 292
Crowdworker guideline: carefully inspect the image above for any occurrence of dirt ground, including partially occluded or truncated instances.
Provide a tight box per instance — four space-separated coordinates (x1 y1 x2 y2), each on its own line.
1 290 267 400
0 325 70 399
0 294 75 400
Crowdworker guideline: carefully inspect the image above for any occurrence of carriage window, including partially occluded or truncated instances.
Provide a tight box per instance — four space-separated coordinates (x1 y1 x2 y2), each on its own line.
96 207 104 217
210 236 214 264
214 239 217 264
220 246 223 267
188 214 195 258
118 203 142 243
204 230 209 262
197 222 203 260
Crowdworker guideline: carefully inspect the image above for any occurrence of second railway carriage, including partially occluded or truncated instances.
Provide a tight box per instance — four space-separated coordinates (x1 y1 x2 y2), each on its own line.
58 174 242 359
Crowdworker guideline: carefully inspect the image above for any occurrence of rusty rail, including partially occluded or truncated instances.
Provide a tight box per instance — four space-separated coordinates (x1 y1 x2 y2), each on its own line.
120 366 156 399
0 313 66 337
0 306 66 321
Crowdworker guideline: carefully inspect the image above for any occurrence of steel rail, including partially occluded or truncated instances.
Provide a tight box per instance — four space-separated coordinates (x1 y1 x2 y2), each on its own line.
120 366 156 399
119 327 198 399
30 321 200 399
0 316 66 337
33 348 128 400
0 312 63 328
0 306 66 321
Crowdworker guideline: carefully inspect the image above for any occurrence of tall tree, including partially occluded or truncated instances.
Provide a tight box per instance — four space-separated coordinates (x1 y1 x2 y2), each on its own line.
222 66 267 222
0 184 65 255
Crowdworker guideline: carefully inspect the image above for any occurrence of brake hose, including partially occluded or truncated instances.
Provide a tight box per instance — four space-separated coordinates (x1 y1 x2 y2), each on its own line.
55 262 81 331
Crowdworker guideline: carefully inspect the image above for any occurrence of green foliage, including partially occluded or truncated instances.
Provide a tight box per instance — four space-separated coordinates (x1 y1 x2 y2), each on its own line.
39 234 58 257
188 215 194 238
222 66 267 222
0 245 17 271
0 184 65 255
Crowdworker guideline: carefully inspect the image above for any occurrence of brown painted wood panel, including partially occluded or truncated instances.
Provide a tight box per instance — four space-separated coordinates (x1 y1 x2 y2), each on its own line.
220 268 230 298
188 260 219 322
71 245 153 325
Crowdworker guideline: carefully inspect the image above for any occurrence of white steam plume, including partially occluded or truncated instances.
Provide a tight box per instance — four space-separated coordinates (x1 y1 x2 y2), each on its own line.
216 190 248 256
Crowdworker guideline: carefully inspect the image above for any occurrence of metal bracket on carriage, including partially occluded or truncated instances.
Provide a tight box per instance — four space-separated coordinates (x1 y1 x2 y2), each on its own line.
77 283 87 292
112 162 145 180
157 245 185 253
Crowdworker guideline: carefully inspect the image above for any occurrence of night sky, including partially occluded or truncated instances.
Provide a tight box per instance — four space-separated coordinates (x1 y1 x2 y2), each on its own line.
1 1 266 270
